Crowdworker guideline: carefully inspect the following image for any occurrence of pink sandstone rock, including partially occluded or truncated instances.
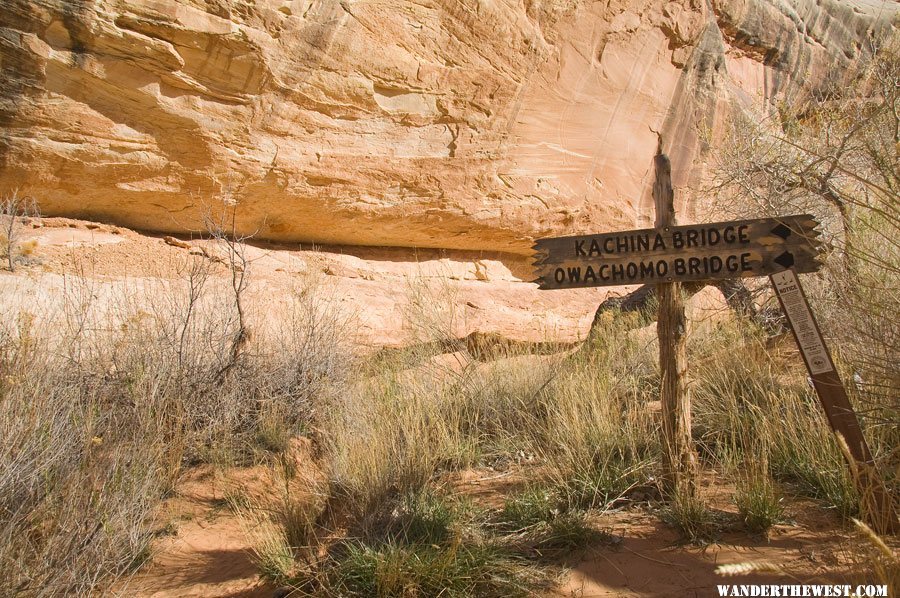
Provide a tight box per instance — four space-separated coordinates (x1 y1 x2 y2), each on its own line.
1 0 892 255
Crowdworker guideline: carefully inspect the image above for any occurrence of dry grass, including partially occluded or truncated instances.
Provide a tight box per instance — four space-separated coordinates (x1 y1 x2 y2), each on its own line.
534 318 659 510
0 252 351 596
688 320 894 520
852 518 900 595
1 189 39 271
2 250 894 595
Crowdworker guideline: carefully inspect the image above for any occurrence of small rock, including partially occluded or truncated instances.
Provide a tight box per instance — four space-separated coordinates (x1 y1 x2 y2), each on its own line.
474 260 489 281
164 236 191 249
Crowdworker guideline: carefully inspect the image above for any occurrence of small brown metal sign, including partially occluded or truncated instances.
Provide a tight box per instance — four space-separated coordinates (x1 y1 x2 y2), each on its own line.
533 215 823 289
771 268 898 533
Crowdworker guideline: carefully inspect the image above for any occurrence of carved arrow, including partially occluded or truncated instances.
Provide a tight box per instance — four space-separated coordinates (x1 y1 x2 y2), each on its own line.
774 250 795 269
771 223 792 240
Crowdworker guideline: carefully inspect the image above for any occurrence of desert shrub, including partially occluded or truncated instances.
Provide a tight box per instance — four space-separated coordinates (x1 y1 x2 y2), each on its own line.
447 355 557 463
0 311 171 596
253 274 354 426
0 189 39 272
0 250 350 595
767 405 860 519
690 319 863 518
709 32 899 502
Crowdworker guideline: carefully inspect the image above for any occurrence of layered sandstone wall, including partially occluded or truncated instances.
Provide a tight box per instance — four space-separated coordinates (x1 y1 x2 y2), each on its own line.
0 0 893 254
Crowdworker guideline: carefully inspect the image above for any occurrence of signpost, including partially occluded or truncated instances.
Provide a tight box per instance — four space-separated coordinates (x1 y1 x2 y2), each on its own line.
651 154 696 499
532 152 897 533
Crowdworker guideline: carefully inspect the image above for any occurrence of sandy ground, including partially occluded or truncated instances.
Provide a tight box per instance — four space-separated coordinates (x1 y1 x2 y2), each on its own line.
111 461 886 598
114 466 272 598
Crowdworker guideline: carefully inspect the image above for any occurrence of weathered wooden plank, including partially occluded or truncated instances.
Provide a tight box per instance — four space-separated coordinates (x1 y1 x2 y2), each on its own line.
534 243 823 289
653 153 697 499
533 214 821 266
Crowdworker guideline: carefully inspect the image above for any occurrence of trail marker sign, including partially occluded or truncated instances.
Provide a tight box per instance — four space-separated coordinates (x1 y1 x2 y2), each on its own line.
771 269 898 533
532 152 897 533
533 215 824 289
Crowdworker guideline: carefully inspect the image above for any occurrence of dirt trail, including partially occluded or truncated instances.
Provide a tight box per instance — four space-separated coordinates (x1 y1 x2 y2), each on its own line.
118 463 878 598
116 467 275 598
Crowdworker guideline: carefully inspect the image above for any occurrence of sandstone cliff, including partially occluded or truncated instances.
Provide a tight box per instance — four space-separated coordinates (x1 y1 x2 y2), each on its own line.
0 0 894 254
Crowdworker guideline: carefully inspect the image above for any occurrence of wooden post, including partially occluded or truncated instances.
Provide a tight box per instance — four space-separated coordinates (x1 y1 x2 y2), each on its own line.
653 152 698 498
771 269 897 534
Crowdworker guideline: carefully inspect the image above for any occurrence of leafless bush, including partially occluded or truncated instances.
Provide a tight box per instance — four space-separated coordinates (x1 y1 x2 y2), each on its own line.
256 275 355 436
201 202 255 381
0 246 352 595
1 190 39 271
709 32 899 410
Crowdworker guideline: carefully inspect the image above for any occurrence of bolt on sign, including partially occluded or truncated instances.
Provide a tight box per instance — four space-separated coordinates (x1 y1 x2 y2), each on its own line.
532 215 823 289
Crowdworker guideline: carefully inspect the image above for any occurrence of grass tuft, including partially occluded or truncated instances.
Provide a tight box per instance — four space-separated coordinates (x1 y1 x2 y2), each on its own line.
389 490 458 546
735 472 783 535
499 488 560 531
537 511 604 550
496 488 606 552
662 488 717 544
334 540 544 598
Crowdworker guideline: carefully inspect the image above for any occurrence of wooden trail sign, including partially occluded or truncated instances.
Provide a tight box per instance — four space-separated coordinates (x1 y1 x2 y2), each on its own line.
533 215 823 289
535 214 820 263
532 150 896 533
535 244 821 289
